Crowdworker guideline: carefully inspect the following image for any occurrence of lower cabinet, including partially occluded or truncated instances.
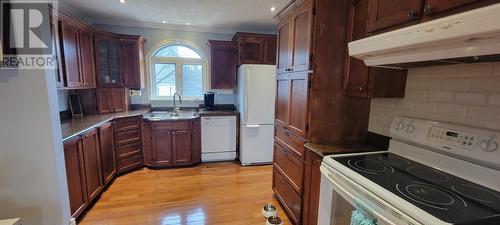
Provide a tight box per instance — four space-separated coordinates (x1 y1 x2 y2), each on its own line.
99 122 116 186
63 127 104 218
114 116 143 174
63 136 88 218
302 149 323 225
147 119 200 168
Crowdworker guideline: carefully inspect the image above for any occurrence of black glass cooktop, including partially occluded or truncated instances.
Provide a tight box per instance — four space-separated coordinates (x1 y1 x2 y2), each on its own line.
334 153 500 225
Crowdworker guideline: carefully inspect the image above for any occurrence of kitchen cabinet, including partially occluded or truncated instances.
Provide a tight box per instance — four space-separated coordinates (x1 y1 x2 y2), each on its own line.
277 16 292 74
99 122 116 186
148 120 199 168
232 32 277 65
96 88 126 114
60 19 82 88
114 116 143 174
423 0 482 15
208 40 238 89
274 0 374 223
367 0 494 33
95 34 123 87
50 15 65 88
366 0 423 33
121 35 146 90
302 149 322 225
344 0 408 98
81 129 103 202
63 136 87 218
276 0 313 74
59 15 95 88
79 27 96 88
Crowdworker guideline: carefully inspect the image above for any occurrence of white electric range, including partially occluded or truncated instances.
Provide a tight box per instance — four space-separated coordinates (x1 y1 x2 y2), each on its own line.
318 117 500 225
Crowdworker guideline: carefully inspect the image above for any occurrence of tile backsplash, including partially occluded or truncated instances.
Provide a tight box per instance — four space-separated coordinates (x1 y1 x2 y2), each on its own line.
369 62 500 136
57 90 69 112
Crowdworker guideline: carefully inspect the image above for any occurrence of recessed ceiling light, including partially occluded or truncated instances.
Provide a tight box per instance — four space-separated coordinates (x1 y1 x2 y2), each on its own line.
120 0 125 4
186 22 191 26
270 6 276 12
162 20 167 24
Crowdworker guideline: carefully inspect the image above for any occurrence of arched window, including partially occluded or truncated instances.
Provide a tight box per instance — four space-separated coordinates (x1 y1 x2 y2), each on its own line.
150 43 205 99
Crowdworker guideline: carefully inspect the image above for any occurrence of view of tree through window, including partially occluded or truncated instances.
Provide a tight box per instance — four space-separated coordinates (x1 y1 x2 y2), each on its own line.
151 44 204 99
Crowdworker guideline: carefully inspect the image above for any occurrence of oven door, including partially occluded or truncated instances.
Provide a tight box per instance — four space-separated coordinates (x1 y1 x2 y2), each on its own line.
318 164 422 225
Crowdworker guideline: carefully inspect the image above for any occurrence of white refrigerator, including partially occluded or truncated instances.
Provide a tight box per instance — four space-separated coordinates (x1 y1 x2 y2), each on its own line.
236 64 276 166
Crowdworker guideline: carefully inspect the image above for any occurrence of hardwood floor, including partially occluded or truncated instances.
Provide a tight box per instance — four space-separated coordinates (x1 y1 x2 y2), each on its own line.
79 162 291 225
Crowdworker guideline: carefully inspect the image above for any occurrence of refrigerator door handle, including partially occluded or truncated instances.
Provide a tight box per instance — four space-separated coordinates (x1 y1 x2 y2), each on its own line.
245 124 260 128
244 69 250 124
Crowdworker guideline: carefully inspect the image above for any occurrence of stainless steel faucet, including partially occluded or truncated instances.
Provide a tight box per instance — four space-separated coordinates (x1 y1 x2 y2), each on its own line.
173 92 182 113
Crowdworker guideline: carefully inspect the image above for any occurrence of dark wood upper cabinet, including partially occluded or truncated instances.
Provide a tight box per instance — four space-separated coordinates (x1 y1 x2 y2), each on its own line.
344 0 408 98
423 0 482 15
98 122 116 186
81 129 103 202
232 32 277 65
79 28 96 88
95 34 123 87
287 71 309 138
208 40 238 89
173 131 193 166
290 0 313 72
96 88 126 114
277 16 292 74
366 0 424 32
60 20 82 88
121 36 145 90
275 73 290 128
63 136 87 218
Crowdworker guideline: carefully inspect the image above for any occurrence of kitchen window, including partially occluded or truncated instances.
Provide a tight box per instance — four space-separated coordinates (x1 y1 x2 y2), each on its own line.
150 44 205 100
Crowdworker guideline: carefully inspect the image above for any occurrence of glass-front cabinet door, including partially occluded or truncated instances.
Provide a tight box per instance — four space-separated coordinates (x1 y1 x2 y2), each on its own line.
95 34 122 87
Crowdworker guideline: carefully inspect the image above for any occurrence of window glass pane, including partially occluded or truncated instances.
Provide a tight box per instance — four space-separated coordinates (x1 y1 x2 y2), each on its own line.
182 64 203 97
154 63 176 96
155 45 201 59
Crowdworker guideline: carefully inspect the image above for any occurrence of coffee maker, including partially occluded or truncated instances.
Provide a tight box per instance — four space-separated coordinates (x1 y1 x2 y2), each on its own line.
203 92 215 111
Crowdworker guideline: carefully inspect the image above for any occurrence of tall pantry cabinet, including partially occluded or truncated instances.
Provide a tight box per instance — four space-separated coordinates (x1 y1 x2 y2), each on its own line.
272 0 372 224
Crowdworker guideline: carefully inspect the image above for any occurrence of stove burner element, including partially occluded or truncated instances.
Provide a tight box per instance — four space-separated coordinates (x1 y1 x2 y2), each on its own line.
407 166 450 182
397 182 467 210
379 155 410 166
347 159 394 175
452 184 500 204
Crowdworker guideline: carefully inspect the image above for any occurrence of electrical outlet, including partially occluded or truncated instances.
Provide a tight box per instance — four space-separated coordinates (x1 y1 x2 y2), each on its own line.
129 90 142 97
69 218 76 225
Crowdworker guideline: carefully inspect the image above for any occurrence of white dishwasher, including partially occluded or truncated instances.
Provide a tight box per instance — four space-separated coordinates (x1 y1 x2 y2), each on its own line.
201 116 237 162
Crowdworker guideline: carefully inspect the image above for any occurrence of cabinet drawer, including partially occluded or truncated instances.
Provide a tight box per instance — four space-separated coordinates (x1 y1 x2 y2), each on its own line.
273 168 302 224
115 129 141 146
275 126 306 160
151 121 191 131
274 142 304 194
114 116 141 132
117 153 143 171
116 142 142 159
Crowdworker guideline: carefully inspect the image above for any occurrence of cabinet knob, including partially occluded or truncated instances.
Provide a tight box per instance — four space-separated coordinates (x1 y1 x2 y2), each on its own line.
423 4 434 15
358 86 363 91
408 10 419 18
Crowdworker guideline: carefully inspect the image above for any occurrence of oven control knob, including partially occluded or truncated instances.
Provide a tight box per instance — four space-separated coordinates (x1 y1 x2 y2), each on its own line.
488 141 498 152
395 121 405 131
406 124 416 134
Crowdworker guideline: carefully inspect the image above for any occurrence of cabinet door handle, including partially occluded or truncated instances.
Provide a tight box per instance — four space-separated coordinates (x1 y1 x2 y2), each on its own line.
423 4 434 15
408 10 419 18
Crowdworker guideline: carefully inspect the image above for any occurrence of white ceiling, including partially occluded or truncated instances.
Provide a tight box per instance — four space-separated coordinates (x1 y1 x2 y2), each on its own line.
59 0 291 34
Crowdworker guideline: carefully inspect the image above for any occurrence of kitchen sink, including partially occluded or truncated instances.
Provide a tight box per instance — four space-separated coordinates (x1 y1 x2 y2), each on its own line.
144 110 199 121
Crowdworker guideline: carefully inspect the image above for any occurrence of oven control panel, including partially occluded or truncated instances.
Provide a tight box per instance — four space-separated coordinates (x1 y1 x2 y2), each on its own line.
390 117 500 167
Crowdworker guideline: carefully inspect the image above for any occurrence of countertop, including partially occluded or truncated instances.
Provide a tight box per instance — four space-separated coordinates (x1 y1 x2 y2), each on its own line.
61 109 150 142
305 142 387 158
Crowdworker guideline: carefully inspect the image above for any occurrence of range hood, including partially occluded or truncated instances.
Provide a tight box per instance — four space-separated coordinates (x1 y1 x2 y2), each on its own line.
348 3 500 69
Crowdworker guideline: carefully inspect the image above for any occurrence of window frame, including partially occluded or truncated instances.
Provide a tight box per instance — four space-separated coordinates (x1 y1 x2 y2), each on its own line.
149 43 207 101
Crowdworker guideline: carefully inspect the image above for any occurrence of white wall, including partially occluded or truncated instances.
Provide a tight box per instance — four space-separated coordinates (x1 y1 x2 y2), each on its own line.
0 68 70 225
369 62 500 136
93 24 238 107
